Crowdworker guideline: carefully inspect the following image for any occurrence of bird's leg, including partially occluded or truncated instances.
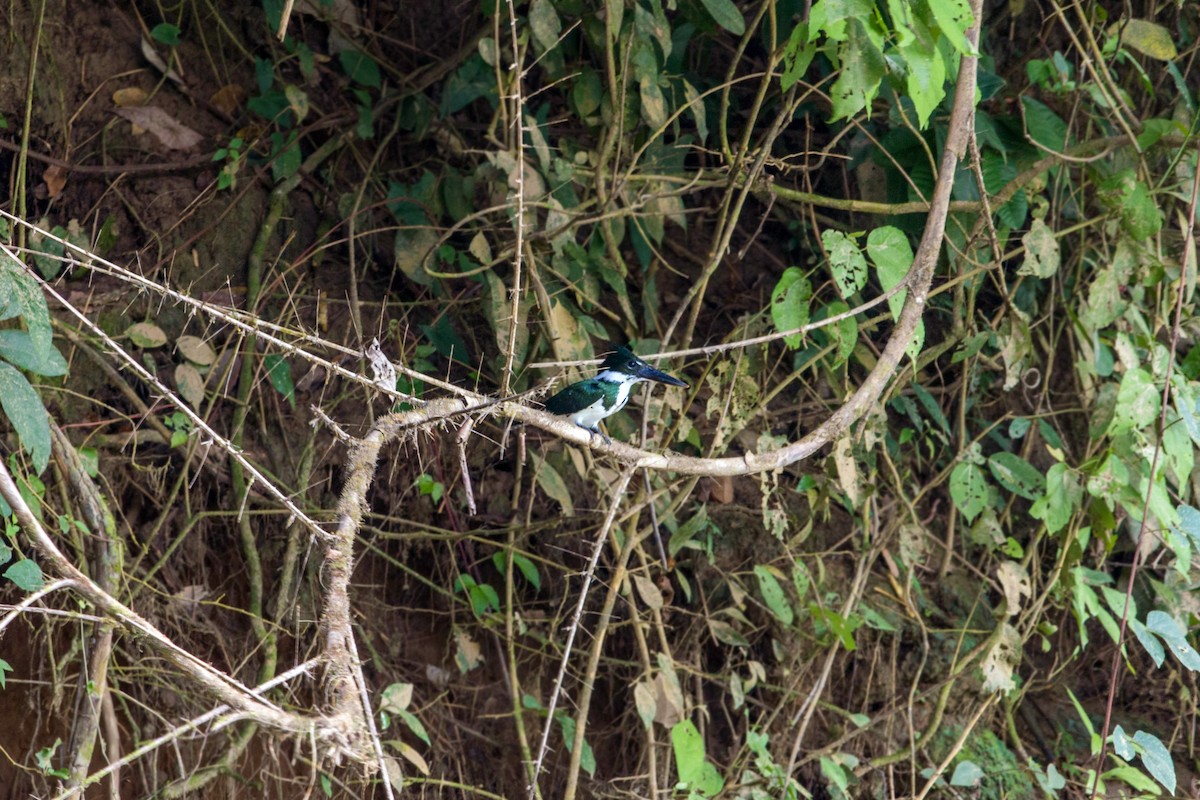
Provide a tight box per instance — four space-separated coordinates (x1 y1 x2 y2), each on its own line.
582 425 612 446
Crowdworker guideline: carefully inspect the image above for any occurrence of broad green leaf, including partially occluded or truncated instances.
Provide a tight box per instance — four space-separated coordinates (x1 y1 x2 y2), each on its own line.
3 558 44 591
1021 97 1068 151
263 354 295 409
823 301 858 364
987 451 1045 501
1108 368 1159 435
555 713 596 777
176 335 215 366
572 68 603 116
753 565 794 626
671 720 725 795
770 267 812 348
1132 730 1176 794
899 34 947 127
528 0 562 53
926 0 974 54
698 0 745 35
950 462 988 521
1120 180 1162 241
1029 462 1081 533
0 362 50 474
126 322 168 349
781 24 816 91
681 79 708 144
3 258 54 354
639 75 666 130
1178 504 1200 548
1145 611 1200 671
534 457 574 517
397 709 430 746
867 226 915 320
339 49 381 89
830 19 886 121
1130 618 1165 667
0 330 67 377
950 760 984 787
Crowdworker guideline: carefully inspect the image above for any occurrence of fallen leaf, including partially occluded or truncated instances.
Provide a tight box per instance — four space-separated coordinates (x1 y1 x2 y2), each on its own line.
707 475 734 504
112 87 149 107
43 165 67 199
175 363 206 408
140 38 185 87
116 106 203 150
176 335 216 366
209 84 246 117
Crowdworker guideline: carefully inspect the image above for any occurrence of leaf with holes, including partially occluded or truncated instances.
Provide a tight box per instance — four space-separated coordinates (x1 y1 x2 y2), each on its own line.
987 452 1045 501
823 230 868 299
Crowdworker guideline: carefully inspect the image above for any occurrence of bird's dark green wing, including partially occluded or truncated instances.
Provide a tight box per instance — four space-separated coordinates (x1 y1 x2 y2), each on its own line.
545 379 601 415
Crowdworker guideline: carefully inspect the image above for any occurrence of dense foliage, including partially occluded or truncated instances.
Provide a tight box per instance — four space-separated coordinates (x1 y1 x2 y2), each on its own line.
2 0 1200 797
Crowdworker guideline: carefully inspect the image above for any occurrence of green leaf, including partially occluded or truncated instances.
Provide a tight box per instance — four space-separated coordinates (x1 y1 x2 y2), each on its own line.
770 267 812 348
150 22 181 45
0 362 50 474
781 23 816 91
572 68 603 116
0 330 67 377
1108 368 1160 435
926 0 973 54
868 226 915 321
126 322 168 349
528 0 562 53
823 230 867 298
419 315 471 364
2 257 54 354
950 760 984 787
1132 730 1176 794
4 558 44 591
698 0 745 35
0 658 11 689
829 19 886 121
534 457 574 517
753 565 794 626
1021 97 1068 151
1029 462 1081 533
1146 610 1200 671
823 301 858 364
397 709 430 745
555 713 596 777
949 462 988 521
339 49 381 89
263 354 295 409
906 45 948 128
987 451 1045 501
493 550 541 591
671 720 725 796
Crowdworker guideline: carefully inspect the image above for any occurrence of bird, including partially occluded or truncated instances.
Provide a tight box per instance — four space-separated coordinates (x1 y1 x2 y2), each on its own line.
544 344 688 443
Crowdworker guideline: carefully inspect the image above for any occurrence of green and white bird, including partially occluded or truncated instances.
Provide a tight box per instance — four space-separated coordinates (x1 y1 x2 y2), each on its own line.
544 345 688 443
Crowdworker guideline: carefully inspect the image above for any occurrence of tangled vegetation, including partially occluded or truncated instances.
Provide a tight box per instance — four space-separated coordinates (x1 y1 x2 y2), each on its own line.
1 0 1200 797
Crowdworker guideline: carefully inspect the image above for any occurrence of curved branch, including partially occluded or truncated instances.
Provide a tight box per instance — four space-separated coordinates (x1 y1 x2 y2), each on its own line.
502 39 980 476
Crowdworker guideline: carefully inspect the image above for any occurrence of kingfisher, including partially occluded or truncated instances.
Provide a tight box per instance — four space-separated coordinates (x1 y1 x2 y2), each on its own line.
544 345 688 443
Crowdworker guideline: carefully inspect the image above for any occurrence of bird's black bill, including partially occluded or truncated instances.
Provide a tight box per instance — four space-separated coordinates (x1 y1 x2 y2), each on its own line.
633 362 688 387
